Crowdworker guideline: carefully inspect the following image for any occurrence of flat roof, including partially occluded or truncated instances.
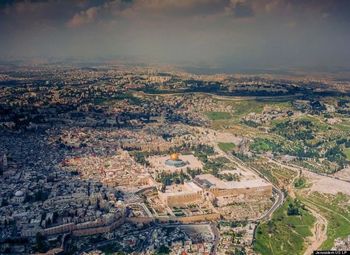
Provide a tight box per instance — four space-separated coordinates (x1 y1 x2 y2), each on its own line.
195 174 271 189
161 181 203 197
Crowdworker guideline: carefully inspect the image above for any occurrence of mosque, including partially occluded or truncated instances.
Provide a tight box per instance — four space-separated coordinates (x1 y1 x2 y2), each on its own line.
164 153 187 168
148 152 203 173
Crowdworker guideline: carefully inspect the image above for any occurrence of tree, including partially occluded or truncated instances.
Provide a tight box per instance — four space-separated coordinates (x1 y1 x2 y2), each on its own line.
287 199 302 216
157 245 170 254
35 232 47 253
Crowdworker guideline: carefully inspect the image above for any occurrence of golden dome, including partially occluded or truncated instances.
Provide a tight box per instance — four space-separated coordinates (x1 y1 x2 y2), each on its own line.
170 153 179 161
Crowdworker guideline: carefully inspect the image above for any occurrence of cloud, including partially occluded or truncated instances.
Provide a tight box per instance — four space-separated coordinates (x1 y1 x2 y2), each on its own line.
66 0 131 28
1 0 350 70
66 0 230 26
132 0 228 14
67 6 100 28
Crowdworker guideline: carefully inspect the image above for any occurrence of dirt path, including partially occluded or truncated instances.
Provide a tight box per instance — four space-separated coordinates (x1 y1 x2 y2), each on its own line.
266 158 299 198
270 159 350 196
304 199 350 224
303 207 328 255
267 158 328 255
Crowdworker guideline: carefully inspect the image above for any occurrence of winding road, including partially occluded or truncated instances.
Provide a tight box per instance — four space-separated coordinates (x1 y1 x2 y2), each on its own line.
224 151 285 221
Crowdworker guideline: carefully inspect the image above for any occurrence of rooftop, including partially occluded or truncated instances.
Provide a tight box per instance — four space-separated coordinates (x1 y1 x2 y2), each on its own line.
162 181 203 197
195 174 270 190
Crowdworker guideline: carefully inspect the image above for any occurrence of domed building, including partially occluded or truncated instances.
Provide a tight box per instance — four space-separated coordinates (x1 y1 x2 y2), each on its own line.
15 190 23 197
13 190 25 204
165 153 187 168
170 153 179 161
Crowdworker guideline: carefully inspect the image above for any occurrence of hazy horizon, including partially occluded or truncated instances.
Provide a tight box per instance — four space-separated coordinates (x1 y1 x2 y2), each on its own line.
1 0 350 72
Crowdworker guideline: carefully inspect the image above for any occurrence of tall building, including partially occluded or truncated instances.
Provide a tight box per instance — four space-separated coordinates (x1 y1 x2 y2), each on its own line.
2 153 7 169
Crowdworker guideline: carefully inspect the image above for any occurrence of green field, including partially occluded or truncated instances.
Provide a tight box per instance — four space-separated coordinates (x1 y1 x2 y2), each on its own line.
205 99 294 132
343 148 350 160
250 159 297 188
301 192 350 249
223 99 291 117
218 142 236 152
254 197 315 255
230 100 265 116
205 111 232 120
250 138 279 154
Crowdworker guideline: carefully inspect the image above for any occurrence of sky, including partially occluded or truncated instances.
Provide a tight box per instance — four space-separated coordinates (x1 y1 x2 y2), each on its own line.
0 0 350 71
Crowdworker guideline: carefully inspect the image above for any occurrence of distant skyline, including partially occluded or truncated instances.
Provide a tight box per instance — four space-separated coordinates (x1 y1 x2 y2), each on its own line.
1 0 350 72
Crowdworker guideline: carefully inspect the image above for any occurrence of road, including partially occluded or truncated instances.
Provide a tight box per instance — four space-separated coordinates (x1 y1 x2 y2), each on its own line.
213 139 285 222
258 187 284 221
267 157 350 184
210 222 220 255
141 91 301 102
224 152 285 221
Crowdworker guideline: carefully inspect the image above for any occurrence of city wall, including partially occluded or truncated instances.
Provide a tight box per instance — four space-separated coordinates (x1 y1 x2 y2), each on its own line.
39 216 125 237
210 185 272 199
159 192 204 208
127 213 220 224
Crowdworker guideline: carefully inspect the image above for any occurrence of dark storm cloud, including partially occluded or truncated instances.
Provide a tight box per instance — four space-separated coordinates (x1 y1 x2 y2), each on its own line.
0 0 349 70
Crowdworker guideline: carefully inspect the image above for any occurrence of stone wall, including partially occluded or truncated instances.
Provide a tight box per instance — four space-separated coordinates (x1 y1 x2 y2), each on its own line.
210 185 272 200
39 216 125 237
127 213 220 224
159 191 204 208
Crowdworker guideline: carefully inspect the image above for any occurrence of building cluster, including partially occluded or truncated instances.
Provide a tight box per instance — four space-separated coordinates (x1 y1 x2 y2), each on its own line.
169 240 213 255
3 65 339 254
63 150 154 189
73 222 216 255
178 94 234 114
158 173 272 208
217 222 256 255
332 235 350 251
0 68 217 133
0 132 125 254
242 107 292 126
